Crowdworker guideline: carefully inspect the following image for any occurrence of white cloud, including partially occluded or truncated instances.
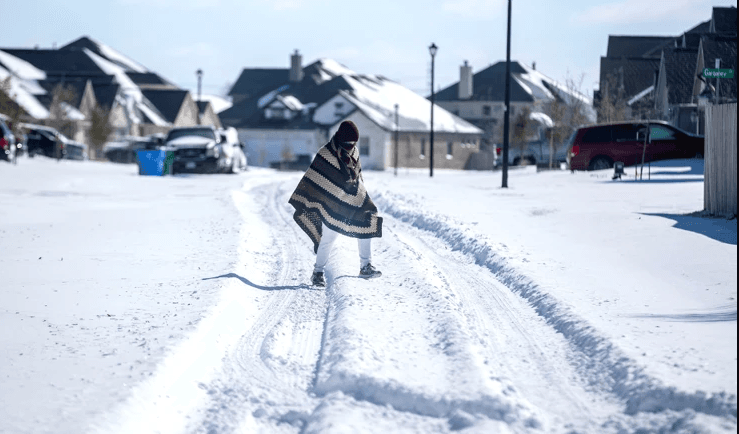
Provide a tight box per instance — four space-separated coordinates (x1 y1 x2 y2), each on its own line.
573 0 713 25
441 0 505 19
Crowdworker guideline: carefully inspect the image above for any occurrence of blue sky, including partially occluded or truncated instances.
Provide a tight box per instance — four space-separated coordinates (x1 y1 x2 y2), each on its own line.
2 0 736 99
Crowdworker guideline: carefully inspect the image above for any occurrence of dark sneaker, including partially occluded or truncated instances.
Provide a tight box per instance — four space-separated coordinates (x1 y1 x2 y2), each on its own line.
359 263 382 279
311 271 326 287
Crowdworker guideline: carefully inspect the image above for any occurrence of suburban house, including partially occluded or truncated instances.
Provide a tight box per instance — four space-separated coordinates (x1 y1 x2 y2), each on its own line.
595 36 668 121
432 60 596 152
221 51 483 170
0 36 215 147
597 6 737 132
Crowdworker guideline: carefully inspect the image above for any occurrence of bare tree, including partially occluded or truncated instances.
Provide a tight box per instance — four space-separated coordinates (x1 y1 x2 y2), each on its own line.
0 77 27 141
47 83 77 141
88 104 113 160
544 73 592 168
597 73 628 123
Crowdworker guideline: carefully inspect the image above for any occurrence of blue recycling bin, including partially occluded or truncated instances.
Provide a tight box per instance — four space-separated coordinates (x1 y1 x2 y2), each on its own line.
136 150 173 176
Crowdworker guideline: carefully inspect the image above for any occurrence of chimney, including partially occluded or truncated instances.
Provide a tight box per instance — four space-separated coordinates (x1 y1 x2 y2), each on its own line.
458 60 473 100
289 49 303 82
532 61 536 70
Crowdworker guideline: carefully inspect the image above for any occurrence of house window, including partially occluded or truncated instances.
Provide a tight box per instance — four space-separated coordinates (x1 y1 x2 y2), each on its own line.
420 138 426 158
335 102 344 110
447 141 453 158
483 105 491 116
359 137 370 156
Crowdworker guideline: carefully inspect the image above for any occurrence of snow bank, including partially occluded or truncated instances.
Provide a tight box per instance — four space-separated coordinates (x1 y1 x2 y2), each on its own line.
372 190 737 419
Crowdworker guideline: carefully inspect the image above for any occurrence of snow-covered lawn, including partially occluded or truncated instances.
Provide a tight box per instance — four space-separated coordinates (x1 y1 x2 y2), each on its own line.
0 156 735 433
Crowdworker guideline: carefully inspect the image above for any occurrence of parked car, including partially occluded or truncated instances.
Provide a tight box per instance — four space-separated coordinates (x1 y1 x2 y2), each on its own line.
21 124 88 160
494 140 570 168
566 121 704 171
1 117 17 162
166 126 247 174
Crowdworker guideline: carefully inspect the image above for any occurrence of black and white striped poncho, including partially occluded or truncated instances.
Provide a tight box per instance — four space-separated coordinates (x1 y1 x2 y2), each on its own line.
289 140 383 253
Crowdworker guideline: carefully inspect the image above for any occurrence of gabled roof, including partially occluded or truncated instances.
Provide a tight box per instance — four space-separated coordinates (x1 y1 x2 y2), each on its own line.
228 68 289 98
141 89 188 123
0 48 105 76
61 36 149 73
710 6 737 35
662 48 699 104
606 36 676 58
599 57 660 98
434 61 534 103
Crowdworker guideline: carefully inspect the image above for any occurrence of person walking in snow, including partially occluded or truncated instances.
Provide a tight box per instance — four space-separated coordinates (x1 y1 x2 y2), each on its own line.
289 120 383 287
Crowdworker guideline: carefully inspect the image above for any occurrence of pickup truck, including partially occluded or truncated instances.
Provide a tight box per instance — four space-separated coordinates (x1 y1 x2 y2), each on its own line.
165 126 247 174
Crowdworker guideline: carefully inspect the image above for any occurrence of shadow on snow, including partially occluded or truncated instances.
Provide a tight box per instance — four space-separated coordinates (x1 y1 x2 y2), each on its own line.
202 273 313 291
640 212 737 245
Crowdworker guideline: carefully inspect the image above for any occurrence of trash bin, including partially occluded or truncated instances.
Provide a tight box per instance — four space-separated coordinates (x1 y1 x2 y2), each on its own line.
137 150 167 176
162 150 175 175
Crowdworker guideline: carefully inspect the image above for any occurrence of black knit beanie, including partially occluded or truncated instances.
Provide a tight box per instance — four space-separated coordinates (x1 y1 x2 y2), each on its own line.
334 120 359 144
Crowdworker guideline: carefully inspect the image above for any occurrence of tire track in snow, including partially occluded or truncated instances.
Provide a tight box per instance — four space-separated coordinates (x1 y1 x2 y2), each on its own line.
374 191 737 422
385 219 620 432
195 180 327 433
309 219 543 431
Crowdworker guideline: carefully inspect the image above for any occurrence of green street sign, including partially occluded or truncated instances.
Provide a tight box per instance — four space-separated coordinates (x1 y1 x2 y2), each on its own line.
703 68 735 78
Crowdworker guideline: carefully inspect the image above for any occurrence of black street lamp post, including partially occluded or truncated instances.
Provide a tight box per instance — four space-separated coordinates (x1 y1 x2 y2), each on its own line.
394 103 399 177
502 0 512 188
196 68 203 125
429 43 438 178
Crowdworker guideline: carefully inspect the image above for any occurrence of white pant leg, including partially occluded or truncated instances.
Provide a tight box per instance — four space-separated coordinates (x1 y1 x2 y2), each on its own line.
358 237 371 268
314 226 339 273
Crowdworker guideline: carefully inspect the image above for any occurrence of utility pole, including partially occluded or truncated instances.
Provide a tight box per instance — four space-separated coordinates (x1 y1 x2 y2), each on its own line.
502 0 512 188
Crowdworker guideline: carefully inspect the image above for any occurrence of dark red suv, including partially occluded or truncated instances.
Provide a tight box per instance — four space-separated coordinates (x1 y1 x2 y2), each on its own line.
566 121 704 171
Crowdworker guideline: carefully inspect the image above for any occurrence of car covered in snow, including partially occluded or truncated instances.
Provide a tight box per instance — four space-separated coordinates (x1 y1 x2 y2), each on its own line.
166 126 247 174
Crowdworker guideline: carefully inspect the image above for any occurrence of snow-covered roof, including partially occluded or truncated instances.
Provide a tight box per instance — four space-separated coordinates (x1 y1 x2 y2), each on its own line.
0 50 46 81
276 94 304 111
335 75 482 134
301 64 482 134
0 64 50 119
63 36 148 73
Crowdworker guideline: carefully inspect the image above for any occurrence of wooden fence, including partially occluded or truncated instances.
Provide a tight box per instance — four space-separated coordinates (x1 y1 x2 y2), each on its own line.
704 102 737 217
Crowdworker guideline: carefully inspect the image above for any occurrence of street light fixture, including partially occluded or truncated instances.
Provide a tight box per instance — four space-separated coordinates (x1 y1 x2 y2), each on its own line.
429 43 438 178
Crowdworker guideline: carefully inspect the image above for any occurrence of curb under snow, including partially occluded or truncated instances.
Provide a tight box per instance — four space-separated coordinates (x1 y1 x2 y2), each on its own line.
373 191 737 420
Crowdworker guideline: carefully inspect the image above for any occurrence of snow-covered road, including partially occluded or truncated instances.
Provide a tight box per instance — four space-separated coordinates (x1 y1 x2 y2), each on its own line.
1 158 735 433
